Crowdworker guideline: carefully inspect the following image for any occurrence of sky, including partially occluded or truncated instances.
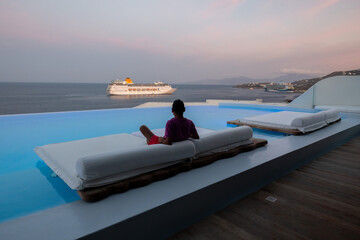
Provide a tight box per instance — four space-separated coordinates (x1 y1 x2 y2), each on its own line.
0 0 359 83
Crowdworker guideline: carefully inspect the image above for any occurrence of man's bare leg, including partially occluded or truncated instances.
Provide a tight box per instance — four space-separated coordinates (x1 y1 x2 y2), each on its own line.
139 125 154 144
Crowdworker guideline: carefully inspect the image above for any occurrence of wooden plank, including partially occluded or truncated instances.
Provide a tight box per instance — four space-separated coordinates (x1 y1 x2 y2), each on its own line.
313 153 360 168
316 151 360 165
275 170 360 207
298 165 360 187
317 148 360 161
301 160 360 180
171 214 261 240
268 182 360 227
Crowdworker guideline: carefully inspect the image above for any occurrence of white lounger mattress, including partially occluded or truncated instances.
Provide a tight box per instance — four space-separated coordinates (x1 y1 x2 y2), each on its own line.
34 127 253 190
231 109 340 134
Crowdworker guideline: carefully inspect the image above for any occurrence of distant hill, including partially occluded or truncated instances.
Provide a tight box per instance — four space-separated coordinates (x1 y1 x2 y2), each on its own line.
193 73 320 85
269 73 320 83
235 68 360 92
194 76 257 85
291 69 360 91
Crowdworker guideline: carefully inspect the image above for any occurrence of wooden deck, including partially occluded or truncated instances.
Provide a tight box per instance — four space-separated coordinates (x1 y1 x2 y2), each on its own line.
171 136 360 240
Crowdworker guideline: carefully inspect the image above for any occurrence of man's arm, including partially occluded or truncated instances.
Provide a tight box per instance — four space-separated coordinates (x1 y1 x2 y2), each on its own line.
190 122 199 139
191 132 199 139
159 136 172 145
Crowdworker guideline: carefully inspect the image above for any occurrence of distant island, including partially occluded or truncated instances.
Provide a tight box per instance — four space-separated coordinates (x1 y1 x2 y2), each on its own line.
234 69 360 92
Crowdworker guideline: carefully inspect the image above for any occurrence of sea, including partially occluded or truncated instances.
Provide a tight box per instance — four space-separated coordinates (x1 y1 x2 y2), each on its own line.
0 82 302 115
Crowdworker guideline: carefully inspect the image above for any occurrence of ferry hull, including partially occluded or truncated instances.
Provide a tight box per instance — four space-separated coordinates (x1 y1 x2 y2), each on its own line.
107 84 176 96
107 88 176 96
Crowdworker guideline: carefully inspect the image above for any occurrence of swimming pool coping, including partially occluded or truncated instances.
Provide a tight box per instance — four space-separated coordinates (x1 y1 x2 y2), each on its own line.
1 114 359 239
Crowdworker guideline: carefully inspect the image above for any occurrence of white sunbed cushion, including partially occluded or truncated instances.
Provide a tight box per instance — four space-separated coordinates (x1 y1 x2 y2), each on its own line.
322 109 340 124
190 126 253 156
35 133 146 190
290 111 325 127
76 140 196 182
241 111 328 133
241 111 309 130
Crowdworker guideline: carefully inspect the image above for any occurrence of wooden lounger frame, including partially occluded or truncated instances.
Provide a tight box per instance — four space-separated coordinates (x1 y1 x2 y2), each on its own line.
227 118 341 135
78 138 267 202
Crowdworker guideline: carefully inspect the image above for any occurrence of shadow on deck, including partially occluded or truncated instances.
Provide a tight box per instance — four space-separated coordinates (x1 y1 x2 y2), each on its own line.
171 136 360 240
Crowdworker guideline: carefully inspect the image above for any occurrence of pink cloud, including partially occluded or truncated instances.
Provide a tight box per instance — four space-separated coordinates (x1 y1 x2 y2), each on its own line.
179 8 359 68
281 68 323 75
240 7 360 61
103 36 165 54
0 6 78 48
303 0 339 18
0 5 165 55
0 7 40 41
209 0 245 9
201 0 246 19
184 10 359 71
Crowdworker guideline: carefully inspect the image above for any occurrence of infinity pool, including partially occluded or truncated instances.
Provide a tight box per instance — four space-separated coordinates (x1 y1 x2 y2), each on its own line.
0 105 307 223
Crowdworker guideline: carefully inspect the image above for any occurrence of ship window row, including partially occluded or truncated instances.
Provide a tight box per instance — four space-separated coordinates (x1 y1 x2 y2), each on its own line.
115 88 160 91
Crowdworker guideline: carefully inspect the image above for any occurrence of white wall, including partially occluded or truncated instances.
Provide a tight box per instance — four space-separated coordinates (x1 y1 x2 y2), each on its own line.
289 76 360 109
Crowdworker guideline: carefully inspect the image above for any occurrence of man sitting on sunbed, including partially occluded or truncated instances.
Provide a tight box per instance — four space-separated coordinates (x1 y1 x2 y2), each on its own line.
140 99 199 145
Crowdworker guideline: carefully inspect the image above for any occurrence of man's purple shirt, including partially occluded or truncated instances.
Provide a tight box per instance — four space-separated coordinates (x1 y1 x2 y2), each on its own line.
164 117 198 142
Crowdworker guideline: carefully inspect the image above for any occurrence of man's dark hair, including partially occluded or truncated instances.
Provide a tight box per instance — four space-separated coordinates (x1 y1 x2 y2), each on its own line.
172 99 185 115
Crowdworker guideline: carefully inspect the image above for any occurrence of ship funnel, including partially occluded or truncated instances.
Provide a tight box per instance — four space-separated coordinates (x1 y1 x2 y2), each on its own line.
125 78 133 84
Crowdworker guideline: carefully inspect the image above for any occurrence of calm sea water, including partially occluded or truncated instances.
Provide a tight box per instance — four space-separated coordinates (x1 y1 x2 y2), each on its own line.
0 82 301 115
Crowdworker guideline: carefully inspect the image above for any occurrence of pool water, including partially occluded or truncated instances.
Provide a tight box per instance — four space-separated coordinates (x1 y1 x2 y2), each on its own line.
0 105 288 223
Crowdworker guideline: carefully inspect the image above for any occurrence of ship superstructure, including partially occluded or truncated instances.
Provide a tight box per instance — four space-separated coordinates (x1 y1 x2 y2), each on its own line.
107 78 176 95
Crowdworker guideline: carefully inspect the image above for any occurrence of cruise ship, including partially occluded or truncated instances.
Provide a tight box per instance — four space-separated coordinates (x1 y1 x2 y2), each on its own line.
106 78 176 95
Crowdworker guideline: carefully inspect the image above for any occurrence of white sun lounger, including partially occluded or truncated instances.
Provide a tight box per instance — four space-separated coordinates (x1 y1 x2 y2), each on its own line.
227 109 340 135
34 127 260 193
